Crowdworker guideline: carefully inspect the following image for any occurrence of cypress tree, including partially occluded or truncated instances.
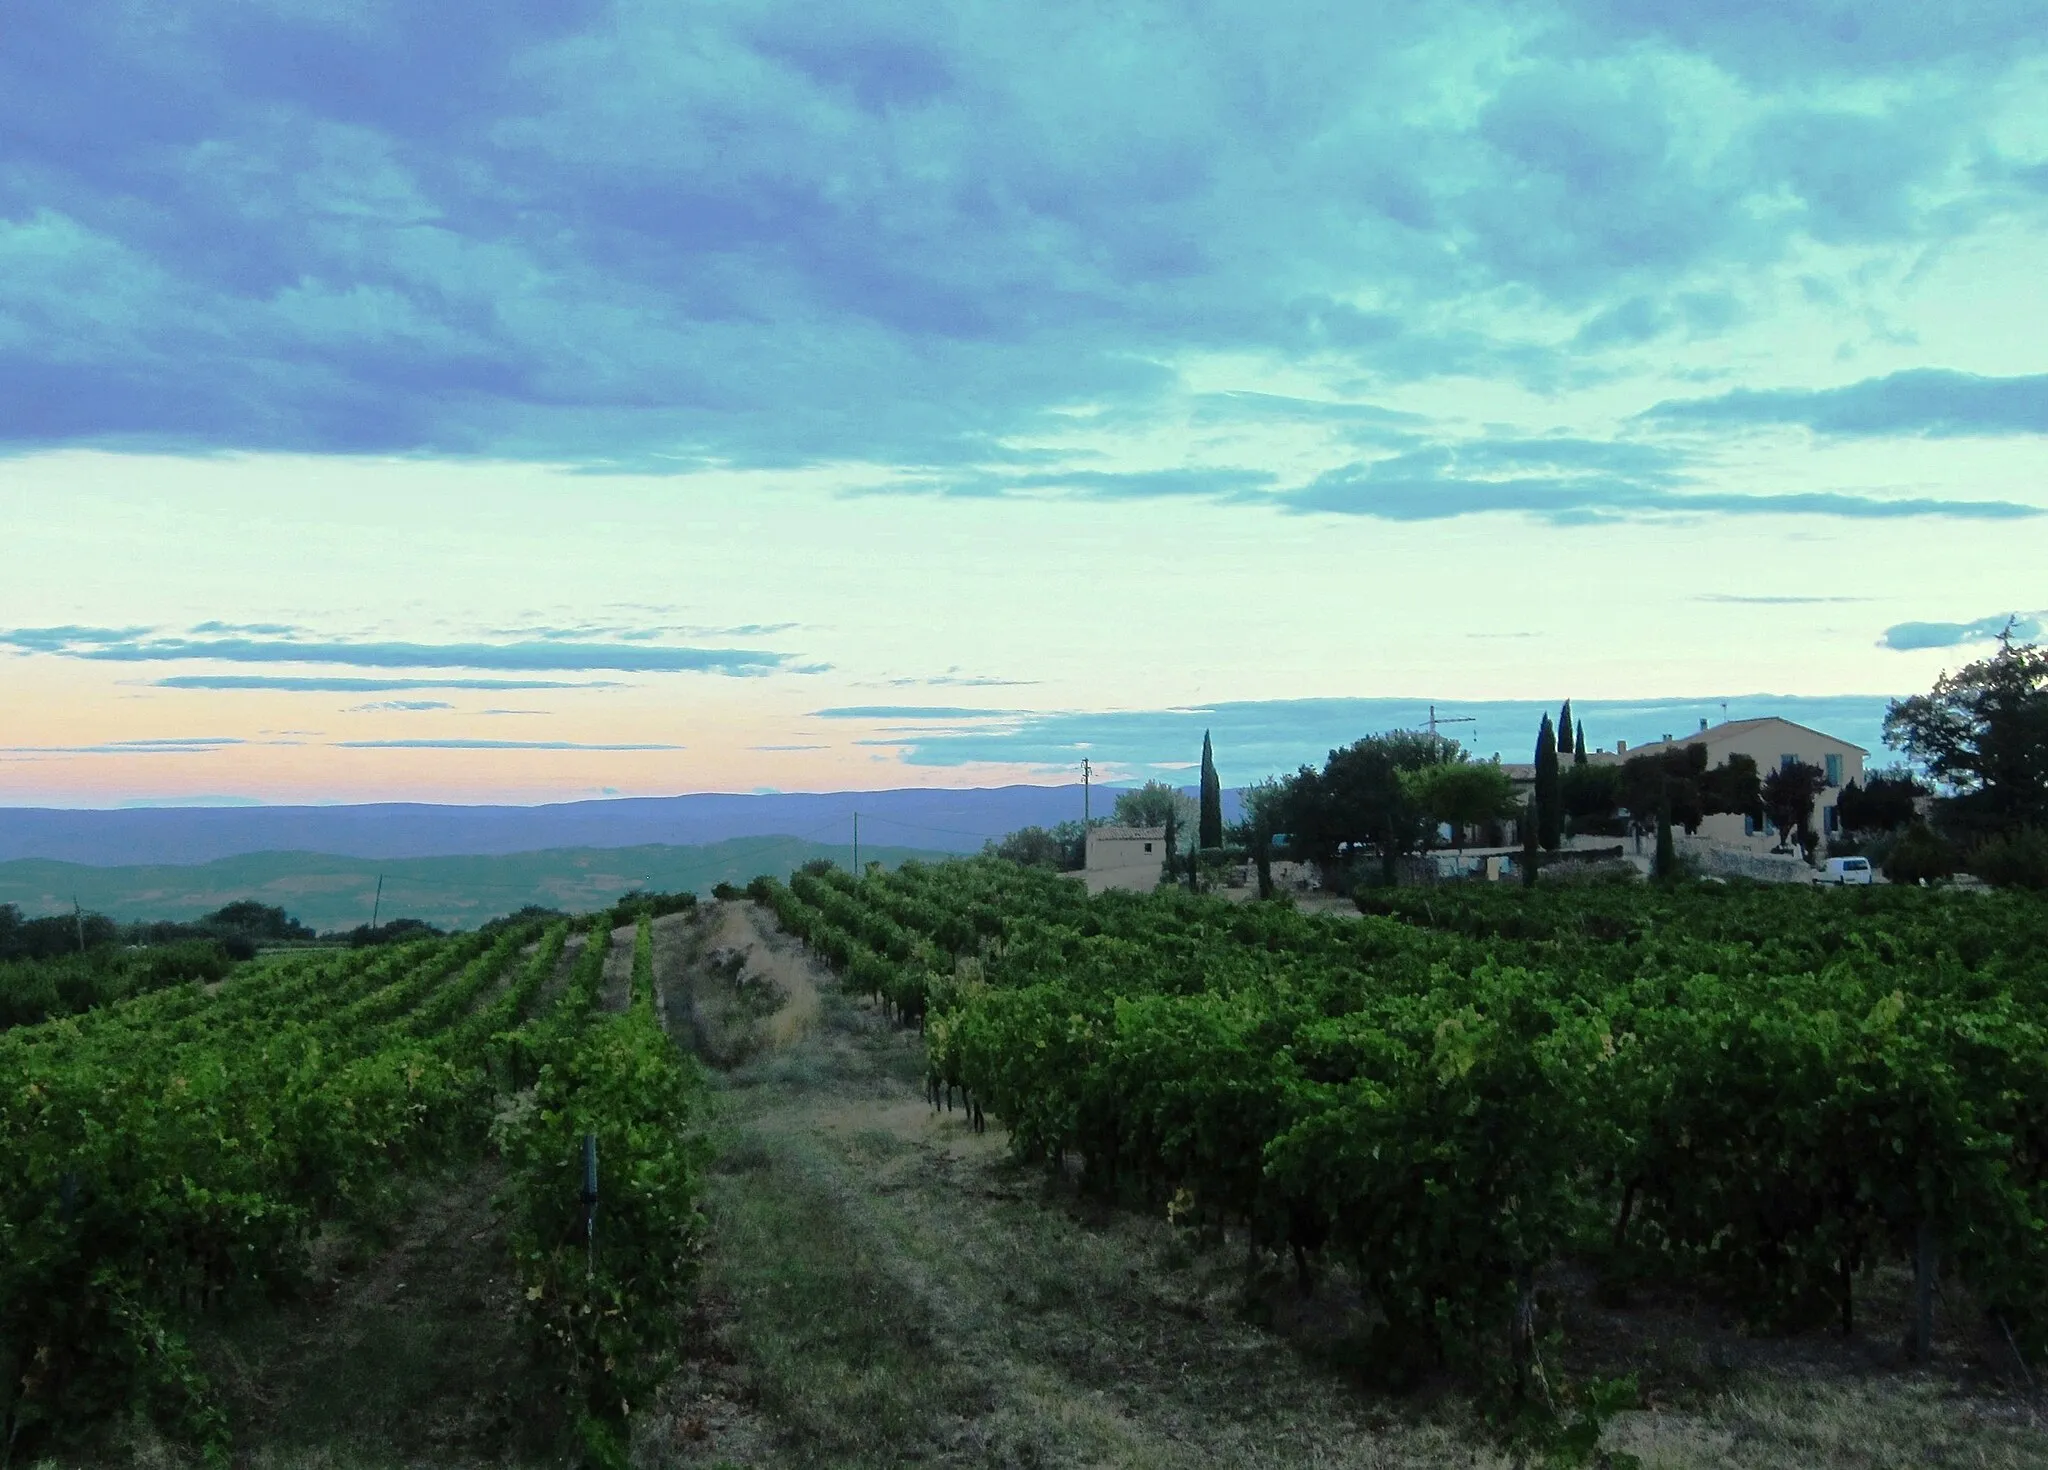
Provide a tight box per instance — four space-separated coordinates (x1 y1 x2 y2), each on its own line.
1521 797 1539 887
1574 719 1588 767
1198 729 1223 851
1534 714 1563 851
1558 701 1574 755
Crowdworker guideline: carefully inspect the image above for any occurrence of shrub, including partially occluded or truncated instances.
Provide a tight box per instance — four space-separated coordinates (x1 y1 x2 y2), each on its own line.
1884 822 1957 885
1971 827 2048 891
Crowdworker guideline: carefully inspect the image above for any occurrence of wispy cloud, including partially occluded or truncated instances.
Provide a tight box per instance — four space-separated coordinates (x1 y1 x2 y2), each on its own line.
152 675 616 692
2 736 246 755
1697 594 1874 605
344 700 454 712
189 620 303 635
2 628 811 675
1284 442 2040 523
334 739 685 751
885 671 1038 688
1644 370 2048 438
810 706 1023 720
1879 613 2042 651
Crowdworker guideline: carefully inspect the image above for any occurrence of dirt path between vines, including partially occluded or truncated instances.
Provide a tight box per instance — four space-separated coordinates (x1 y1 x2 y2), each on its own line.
640 902 2047 1470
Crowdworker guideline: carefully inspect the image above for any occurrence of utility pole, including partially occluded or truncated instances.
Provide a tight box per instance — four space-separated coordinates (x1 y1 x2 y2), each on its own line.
370 874 383 931
1083 758 1093 872
852 813 859 874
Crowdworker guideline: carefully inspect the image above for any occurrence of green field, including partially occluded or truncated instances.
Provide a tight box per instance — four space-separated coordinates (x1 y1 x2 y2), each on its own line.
0 838 950 933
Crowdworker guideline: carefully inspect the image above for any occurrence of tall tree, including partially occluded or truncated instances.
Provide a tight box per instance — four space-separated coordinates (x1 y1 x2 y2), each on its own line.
1520 797 1539 887
1198 729 1224 850
1762 759 1828 855
1534 714 1563 851
1574 719 1588 767
1558 701 1575 755
1883 624 2048 838
1270 732 1451 885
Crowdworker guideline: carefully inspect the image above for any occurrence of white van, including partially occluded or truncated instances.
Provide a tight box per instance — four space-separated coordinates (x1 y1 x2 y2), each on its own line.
1817 856 1874 886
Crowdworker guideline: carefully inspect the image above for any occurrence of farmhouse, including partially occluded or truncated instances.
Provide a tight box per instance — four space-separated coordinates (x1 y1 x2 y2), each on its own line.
1080 825 1168 894
1586 716 1868 848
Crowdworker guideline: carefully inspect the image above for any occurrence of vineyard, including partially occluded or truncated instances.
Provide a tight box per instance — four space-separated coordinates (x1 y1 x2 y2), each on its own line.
0 897 708 1467
5 862 2044 1467
753 860 2048 1432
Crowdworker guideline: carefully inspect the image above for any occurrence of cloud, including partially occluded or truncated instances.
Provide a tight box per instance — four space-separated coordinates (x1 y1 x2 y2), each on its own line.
3 736 245 755
885 674 1038 688
334 740 686 751
842 694 1908 775
1696 594 1872 605
867 465 1277 503
1284 442 2040 523
189 620 302 635
151 675 616 692
0 3 2037 476
1644 370 2048 438
809 706 1023 720
345 699 454 712
1879 613 2042 651
1 628 808 675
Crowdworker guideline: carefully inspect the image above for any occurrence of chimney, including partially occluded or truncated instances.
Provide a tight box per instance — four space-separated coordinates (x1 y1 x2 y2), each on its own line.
1662 733 1672 743
1616 739 1627 754
1700 718 1709 732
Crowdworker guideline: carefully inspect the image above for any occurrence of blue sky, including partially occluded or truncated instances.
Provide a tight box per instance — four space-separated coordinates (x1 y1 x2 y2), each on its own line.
2 1 2045 804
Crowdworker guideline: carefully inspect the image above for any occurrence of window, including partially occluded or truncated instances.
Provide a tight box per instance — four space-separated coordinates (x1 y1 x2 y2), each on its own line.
1780 753 1798 771
1825 754 1843 787
1744 814 1758 836
1143 842 1153 853
1824 805 1839 834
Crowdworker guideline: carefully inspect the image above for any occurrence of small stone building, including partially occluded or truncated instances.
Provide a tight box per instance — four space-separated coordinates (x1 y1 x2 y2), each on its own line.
1081 825 1168 894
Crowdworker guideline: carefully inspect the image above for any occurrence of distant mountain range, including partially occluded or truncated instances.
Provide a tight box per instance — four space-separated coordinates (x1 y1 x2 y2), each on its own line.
0 839 956 932
0 784 1215 867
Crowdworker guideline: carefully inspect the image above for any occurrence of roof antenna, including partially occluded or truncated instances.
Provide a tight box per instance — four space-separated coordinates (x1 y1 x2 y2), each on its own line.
1721 701 1728 724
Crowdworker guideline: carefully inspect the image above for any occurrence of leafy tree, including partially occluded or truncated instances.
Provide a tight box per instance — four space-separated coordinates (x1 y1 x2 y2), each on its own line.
1837 766 1927 834
1574 718 1588 767
1762 760 1828 855
1884 624 2048 837
1402 760 1517 850
1271 731 1456 885
1621 745 1706 835
1231 776 1286 898
1113 781 1198 850
1699 753 1763 825
1560 762 1625 836
985 822 1090 871
202 900 313 942
1534 715 1562 851
1198 730 1224 851
1557 701 1574 755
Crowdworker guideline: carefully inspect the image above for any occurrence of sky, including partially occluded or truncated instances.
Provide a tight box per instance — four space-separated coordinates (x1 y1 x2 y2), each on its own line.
3 1 2045 807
